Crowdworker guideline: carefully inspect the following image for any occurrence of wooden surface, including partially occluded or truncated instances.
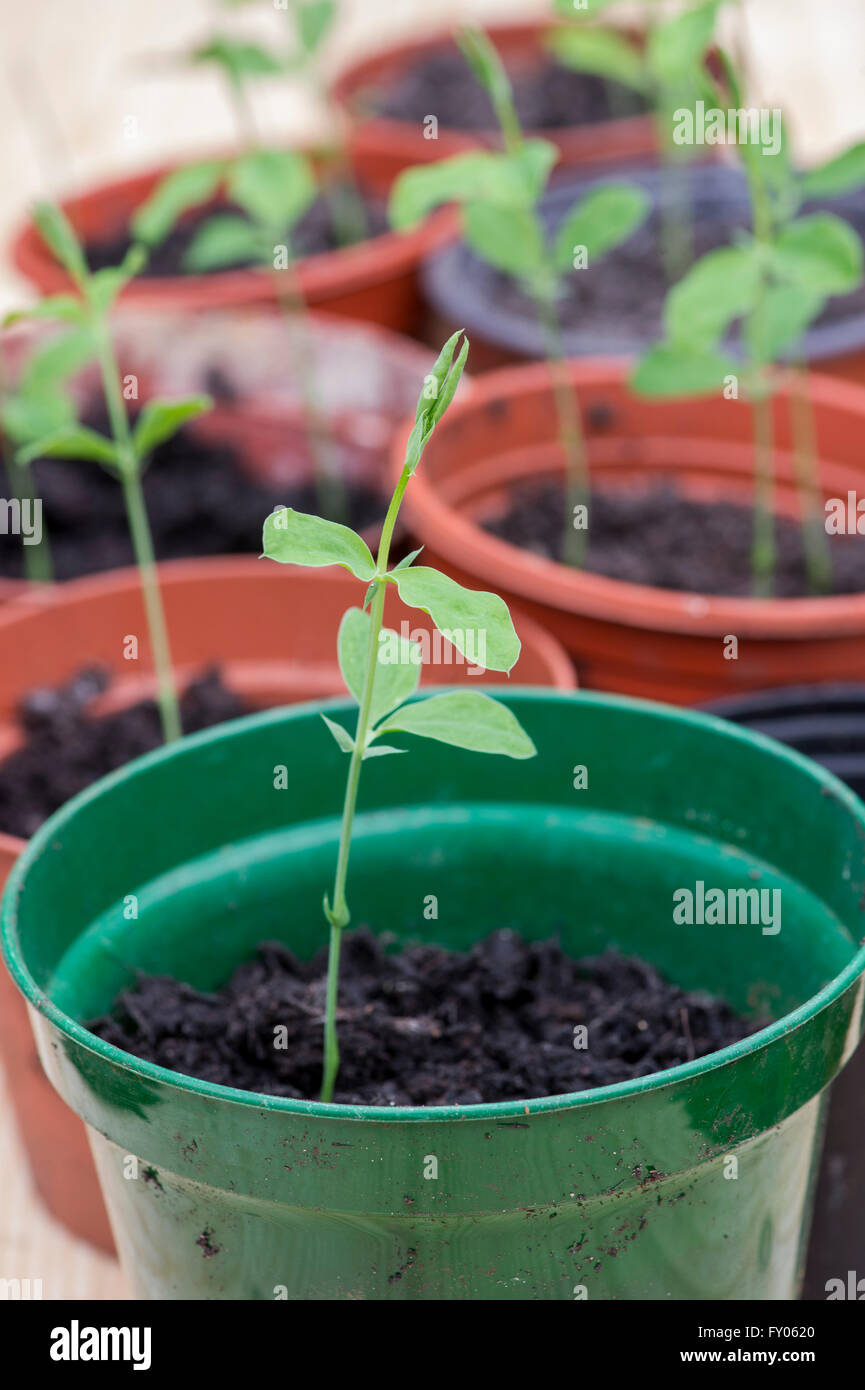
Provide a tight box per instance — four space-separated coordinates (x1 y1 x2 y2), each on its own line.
1 0 865 1300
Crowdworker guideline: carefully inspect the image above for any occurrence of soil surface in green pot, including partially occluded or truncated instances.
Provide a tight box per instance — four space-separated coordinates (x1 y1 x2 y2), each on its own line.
87 928 760 1106
0 667 246 839
0 418 381 583
487 482 865 598
85 188 387 280
360 42 645 133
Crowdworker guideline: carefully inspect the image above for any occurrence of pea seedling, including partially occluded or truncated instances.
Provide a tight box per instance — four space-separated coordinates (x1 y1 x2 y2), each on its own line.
632 50 865 598
389 28 648 569
10 203 212 740
263 331 537 1103
0 328 96 583
548 0 730 280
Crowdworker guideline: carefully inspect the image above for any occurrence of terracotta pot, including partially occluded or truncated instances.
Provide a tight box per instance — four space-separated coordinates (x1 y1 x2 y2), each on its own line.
422 164 865 380
10 160 456 336
398 359 865 704
0 556 574 1252
331 22 657 192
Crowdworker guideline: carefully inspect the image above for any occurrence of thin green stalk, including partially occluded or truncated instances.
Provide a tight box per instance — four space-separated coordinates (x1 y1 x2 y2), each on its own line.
656 114 694 284
4 448 53 584
745 162 776 597
0 348 53 584
750 388 775 596
789 363 832 595
95 326 181 743
473 40 590 569
534 289 589 568
320 469 409 1102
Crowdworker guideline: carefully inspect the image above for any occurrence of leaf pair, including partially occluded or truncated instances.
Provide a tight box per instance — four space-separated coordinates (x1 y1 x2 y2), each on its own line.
549 0 721 99
261 507 521 673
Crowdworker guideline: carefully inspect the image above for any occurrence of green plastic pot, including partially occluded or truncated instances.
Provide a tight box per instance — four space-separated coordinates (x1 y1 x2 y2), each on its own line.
3 691 865 1301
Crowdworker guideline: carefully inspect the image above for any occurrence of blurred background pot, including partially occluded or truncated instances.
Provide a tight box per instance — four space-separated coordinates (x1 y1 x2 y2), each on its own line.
399 359 865 704
421 165 865 379
10 158 457 335
0 558 572 1253
332 22 657 193
3 691 865 1298
704 682 865 1301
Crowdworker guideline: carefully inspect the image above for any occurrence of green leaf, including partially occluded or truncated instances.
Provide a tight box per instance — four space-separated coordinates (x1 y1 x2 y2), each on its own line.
389 143 556 230
132 395 213 459
18 328 97 394
392 546 423 572
664 244 762 346
389 566 520 673
362 743 407 760
321 713 355 754
463 201 545 277
262 507 376 580
551 0 623 13
87 244 148 313
191 36 283 85
546 27 648 94
16 423 119 468
228 149 318 233
553 183 649 272
801 142 865 200
772 213 864 295
338 606 422 723
1 390 76 447
375 691 536 759
131 161 225 247
3 295 85 327
646 0 720 86
745 282 825 363
297 1 337 54
183 214 267 272
631 342 739 398
32 202 89 285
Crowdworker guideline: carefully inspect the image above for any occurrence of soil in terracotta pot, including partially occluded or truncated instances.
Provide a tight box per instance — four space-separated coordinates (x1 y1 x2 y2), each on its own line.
88 929 762 1105
0 421 382 582
486 482 865 599
360 45 646 131
84 188 387 279
0 667 247 839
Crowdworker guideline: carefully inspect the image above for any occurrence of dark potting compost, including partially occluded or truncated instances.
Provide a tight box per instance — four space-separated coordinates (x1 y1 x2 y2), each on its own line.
0 667 247 839
0 423 382 582
361 45 646 132
84 189 387 279
486 483 865 599
88 929 762 1106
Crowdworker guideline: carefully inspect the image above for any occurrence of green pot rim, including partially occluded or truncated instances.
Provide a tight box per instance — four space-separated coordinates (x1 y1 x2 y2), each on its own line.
4 688 865 1125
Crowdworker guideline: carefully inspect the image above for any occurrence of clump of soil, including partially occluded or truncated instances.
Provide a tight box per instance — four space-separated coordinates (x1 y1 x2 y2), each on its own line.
88 929 763 1106
84 189 387 279
486 483 865 599
0 422 382 582
363 46 646 131
0 667 247 839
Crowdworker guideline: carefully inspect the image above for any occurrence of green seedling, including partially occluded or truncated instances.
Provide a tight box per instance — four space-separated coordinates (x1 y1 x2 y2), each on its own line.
548 0 729 281
389 27 649 569
632 50 865 598
10 203 212 740
262 331 536 1103
0 328 95 583
188 0 366 243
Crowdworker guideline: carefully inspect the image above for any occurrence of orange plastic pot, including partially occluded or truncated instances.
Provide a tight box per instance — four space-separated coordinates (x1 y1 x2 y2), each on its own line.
332 23 657 192
10 159 456 335
398 359 865 705
0 557 573 1253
